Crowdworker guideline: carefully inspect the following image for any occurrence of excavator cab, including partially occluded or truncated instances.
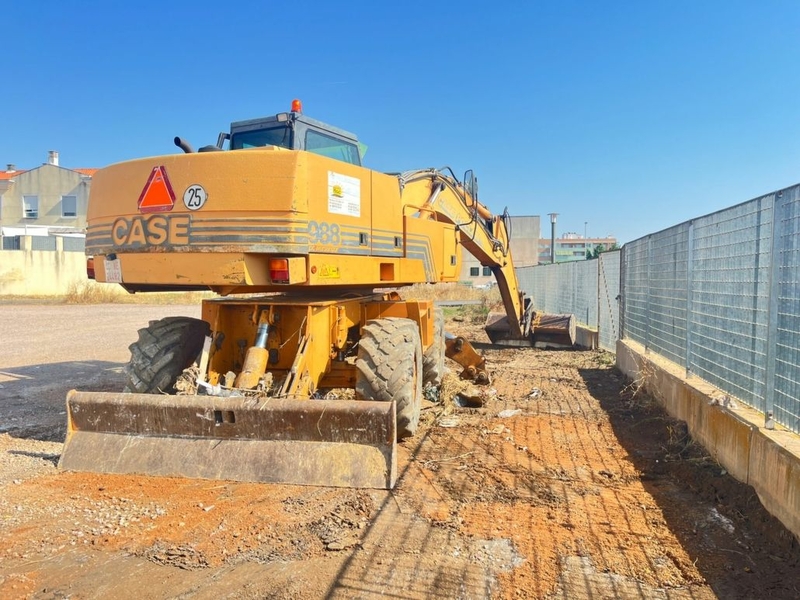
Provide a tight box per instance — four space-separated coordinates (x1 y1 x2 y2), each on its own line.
179 100 363 167
224 100 362 166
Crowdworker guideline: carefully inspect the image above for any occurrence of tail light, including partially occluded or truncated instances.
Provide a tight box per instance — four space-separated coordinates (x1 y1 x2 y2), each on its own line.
270 258 290 283
86 256 96 280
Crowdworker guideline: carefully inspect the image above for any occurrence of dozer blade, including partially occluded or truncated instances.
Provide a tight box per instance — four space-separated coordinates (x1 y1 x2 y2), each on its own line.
59 390 397 489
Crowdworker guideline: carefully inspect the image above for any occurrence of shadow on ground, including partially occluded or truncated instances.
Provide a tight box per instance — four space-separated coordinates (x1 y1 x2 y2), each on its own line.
580 366 800 599
0 360 125 442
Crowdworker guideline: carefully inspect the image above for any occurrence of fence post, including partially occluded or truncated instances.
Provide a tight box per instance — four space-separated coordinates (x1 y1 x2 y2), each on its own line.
596 256 601 337
619 246 626 342
685 221 695 378
763 192 781 430
645 236 652 353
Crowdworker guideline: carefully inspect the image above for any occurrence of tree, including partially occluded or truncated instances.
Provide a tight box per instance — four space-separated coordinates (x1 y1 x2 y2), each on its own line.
586 243 619 260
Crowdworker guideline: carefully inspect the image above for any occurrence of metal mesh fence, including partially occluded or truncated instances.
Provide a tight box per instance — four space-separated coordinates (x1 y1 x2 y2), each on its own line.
30 236 57 251
1 236 20 250
519 185 800 431
772 186 800 432
622 184 800 433
517 264 557 315
620 239 649 347
688 196 772 412
62 237 86 252
648 224 690 367
517 254 621 353
518 261 598 328
515 265 539 313
575 260 599 327
0 235 85 252
598 251 621 352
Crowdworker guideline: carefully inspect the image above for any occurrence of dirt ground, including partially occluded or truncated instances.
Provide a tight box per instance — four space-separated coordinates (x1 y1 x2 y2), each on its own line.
1 304 799 599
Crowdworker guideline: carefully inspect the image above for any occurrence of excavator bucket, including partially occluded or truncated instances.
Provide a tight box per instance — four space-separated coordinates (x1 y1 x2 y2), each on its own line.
484 311 529 346
59 390 397 489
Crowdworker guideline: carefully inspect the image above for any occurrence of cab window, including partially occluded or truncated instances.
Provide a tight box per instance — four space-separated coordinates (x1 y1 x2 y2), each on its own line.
231 126 292 150
305 129 360 165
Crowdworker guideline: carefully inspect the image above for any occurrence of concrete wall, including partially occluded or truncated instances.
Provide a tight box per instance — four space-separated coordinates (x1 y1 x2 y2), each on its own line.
0 244 121 296
575 325 598 350
617 338 800 542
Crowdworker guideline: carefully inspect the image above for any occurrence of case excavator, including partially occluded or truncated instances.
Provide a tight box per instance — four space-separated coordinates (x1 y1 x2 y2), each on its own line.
59 101 534 489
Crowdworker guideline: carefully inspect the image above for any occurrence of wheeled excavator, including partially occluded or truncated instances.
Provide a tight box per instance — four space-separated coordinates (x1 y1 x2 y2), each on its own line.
59 100 534 489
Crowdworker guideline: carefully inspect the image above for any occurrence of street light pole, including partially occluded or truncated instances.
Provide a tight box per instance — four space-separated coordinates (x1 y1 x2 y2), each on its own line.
548 213 558 264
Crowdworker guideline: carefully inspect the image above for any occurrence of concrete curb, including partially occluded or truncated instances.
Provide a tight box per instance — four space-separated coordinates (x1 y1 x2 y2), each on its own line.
575 325 598 350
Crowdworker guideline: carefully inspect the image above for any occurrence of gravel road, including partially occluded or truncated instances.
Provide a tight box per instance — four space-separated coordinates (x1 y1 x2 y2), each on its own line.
0 304 200 442
0 304 200 479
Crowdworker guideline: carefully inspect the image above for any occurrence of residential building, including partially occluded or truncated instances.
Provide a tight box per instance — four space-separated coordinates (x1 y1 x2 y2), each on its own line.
538 232 618 263
0 152 97 247
460 215 540 287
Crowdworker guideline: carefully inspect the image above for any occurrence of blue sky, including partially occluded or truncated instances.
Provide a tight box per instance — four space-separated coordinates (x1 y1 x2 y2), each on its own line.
5 1 800 244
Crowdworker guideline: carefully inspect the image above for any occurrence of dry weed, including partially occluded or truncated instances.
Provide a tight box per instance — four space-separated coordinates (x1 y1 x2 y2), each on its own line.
63 281 212 305
438 370 479 414
398 282 502 308
64 280 128 303
396 283 503 327
620 357 657 407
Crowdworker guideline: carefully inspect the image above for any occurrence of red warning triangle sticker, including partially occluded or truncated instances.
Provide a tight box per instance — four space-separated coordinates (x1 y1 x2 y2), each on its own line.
138 166 176 213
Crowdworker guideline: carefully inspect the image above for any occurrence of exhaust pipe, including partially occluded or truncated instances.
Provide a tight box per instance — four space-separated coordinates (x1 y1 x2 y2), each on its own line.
174 136 194 153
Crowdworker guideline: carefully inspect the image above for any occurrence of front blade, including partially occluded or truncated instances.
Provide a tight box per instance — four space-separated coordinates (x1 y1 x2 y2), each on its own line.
60 391 397 489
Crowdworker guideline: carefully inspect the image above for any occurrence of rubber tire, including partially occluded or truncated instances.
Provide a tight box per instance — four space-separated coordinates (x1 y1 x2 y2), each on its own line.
124 316 210 394
355 317 423 439
422 307 445 387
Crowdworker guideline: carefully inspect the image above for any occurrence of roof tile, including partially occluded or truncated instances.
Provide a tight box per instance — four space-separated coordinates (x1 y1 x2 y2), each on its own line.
0 166 98 180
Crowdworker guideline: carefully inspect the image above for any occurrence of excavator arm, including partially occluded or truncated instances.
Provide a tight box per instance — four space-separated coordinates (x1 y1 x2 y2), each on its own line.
398 169 533 341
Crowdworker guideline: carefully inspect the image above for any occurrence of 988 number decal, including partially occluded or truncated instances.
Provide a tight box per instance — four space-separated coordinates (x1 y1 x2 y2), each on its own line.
308 221 341 245
183 184 208 211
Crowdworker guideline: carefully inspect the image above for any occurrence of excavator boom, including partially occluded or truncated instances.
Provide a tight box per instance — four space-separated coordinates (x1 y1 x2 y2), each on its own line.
398 168 533 341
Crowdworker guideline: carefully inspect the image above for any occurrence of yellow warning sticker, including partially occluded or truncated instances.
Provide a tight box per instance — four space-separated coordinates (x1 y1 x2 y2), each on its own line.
319 265 341 279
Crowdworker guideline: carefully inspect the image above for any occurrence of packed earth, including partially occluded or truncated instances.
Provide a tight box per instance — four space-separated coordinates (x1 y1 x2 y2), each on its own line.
1 304 799 599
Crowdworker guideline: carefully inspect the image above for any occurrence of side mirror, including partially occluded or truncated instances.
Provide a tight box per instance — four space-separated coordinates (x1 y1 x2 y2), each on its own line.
463 170 478 201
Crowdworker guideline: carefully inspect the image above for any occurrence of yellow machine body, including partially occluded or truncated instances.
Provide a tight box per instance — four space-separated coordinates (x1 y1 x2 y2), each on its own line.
61 107 532 489
87 148 462 294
